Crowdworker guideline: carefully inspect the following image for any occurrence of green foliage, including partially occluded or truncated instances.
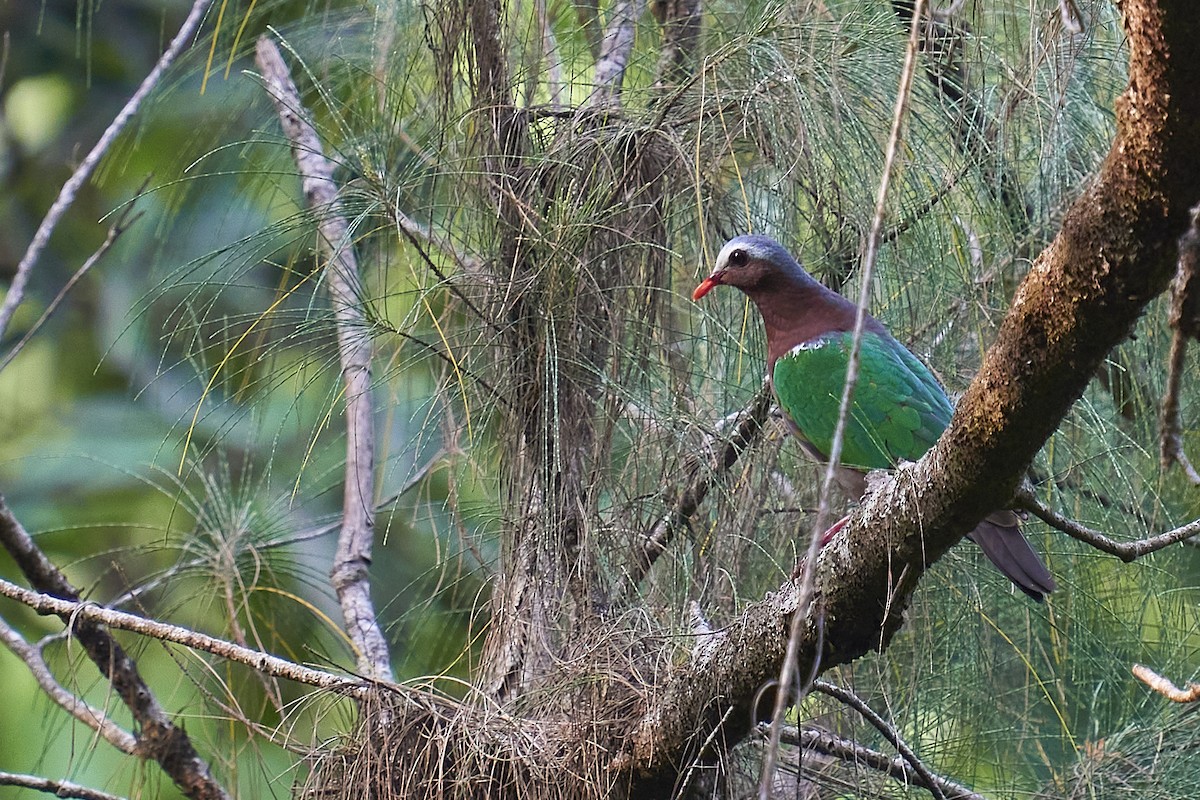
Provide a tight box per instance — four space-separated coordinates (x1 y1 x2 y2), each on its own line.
1 0 1198 798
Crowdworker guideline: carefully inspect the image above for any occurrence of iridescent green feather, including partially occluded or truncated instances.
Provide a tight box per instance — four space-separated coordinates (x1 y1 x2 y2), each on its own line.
771 331 953 471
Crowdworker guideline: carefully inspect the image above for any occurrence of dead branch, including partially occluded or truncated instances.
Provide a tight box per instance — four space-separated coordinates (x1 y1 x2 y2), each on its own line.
0 0 213 342
0 499 230 800
0 577 360 694
589 0 646 107
1132 664 1200 703
626 382 773 589
812 679 949 800
0 771 127 800
1016 485 1200 562
1159 202 1200 482
774 724 987 800
0 617 136 753
255 35 393 681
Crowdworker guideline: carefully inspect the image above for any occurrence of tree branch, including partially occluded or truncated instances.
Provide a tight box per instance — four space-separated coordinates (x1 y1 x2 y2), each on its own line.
0 576 359 694
589 0 646 108
626 382 773 590
774 724 986 800
1 194 141 372
254 35 394 681
0 0 213 342
1016 485 1200 562
1132 663 1200 703
0 617 137 753
811 679 948 800
0 772 127 800
0 498 230 800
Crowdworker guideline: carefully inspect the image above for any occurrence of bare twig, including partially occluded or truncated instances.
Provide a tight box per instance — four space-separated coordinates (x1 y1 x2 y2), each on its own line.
0 577 358 694
0 196 142 372
0 498 230 800
626 382 773 590
589 0 646 108
773 724 987 800
812 679 949 800
1016 485 1200 561
255 35 394 681
1158 329 1200 482
1159 202 1200 483
0 772 127 800
390 206 485 277
1132 664 1200 703
761 2 928 796
0 617 137 753
0 0 213 341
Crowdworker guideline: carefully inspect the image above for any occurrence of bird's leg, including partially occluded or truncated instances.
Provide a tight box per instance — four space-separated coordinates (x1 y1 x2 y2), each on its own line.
791 514 851 579
819 514 851 546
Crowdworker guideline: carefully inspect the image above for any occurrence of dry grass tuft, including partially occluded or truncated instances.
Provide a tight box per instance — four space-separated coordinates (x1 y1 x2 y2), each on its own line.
301 613 669 800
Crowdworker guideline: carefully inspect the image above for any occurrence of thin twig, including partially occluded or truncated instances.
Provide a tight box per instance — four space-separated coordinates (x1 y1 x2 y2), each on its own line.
626 382 773 590
1016 484 1200 561
812 680 949 800
0 498 230 800
255 35 394 681
0 616 137 753
760 2 928 796
772 724 987 800
1 198 142 372
1132 664 1200 703
389 206 486 277
0 772 127 800
0 0 213 341
0 577 359 694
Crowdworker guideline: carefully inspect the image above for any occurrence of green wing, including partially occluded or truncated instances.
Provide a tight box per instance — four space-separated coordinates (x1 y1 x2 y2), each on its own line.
772 331 953 471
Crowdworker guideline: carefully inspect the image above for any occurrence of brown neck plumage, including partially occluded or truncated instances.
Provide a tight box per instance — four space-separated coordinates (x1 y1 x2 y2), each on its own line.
747 279 869 367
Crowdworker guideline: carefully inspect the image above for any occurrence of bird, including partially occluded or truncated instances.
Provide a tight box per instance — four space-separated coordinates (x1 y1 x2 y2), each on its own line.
693 234 1055 601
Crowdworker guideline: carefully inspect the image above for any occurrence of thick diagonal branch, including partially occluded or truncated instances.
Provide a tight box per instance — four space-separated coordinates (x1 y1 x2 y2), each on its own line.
627 383 773 588
255 36 393 681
